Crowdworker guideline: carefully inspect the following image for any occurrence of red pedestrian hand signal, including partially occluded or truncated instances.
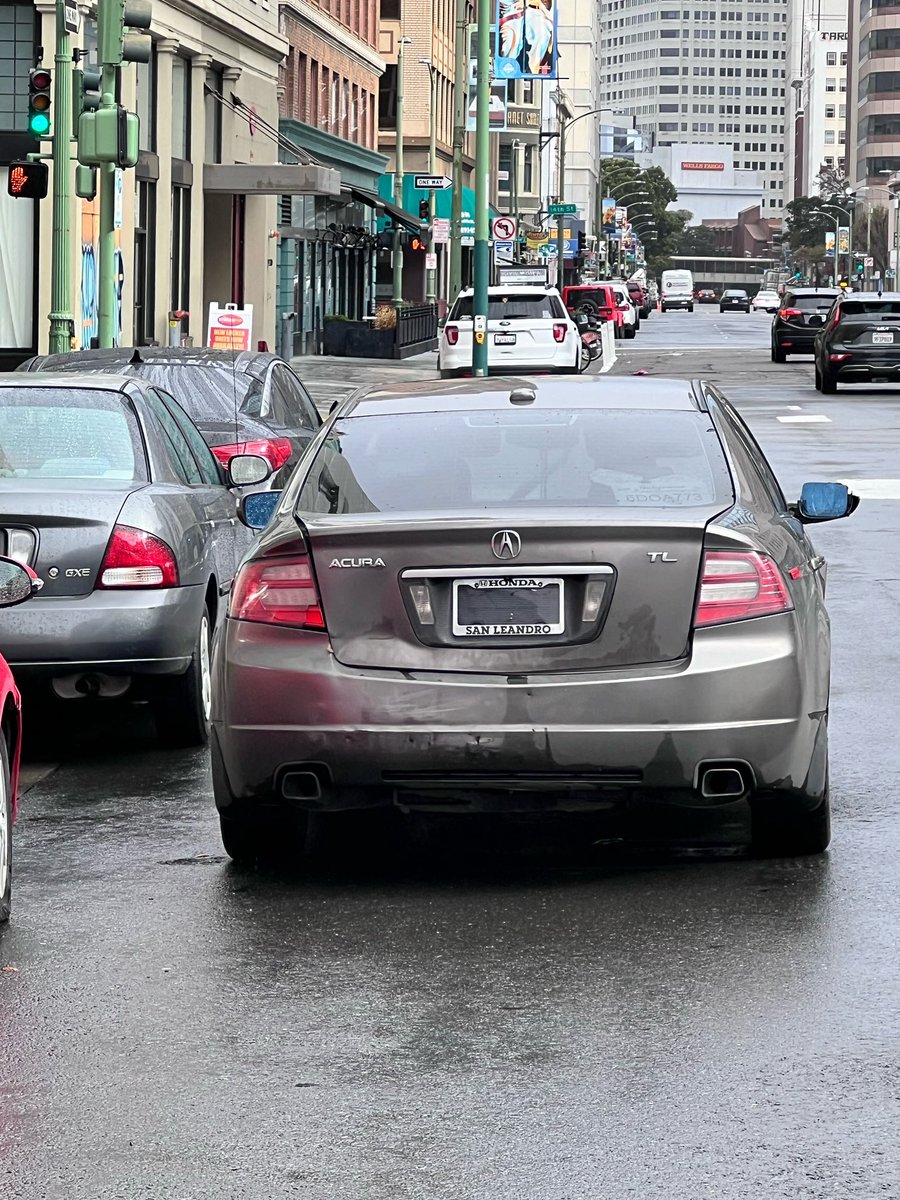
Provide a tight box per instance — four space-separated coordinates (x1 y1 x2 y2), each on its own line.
9 166 25 195
6 160 49 199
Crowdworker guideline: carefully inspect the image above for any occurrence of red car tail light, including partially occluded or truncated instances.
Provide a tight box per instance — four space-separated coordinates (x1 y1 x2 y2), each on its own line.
779 308 803 318
553 322 568 343
99 525 179 589
230 556 326 630
694 551 792 627
829 352 851 362
445 324 460 345
211 438 293 473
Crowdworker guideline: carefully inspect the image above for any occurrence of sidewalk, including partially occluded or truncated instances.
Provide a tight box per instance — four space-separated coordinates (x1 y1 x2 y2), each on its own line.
290 350 440 410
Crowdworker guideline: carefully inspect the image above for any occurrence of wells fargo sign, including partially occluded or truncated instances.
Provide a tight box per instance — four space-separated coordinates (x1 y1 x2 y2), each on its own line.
681 161 725 171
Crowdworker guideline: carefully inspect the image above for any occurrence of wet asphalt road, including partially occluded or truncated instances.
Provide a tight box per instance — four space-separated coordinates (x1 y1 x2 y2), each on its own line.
4 305 900 1198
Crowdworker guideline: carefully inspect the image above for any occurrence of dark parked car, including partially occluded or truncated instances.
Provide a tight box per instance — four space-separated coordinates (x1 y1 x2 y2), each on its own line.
211 375 856 863
625 280 651 319
814 293 900 392
696 288 718 304
21 348 322 488
720 290 750 313
0 374 270 746
771 288 840 362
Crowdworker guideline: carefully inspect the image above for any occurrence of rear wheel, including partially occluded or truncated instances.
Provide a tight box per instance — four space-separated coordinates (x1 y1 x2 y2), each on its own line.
153 604 212 748
688 305 694 312
751 791 831 857
771 343 787 363
212 735 308 865
0 736 12 923
819 364 837 394
624 325 637 339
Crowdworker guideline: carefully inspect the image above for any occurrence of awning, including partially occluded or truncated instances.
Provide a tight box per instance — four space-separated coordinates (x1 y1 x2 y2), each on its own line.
204 163 341 197
380 197 424 233
342 184 386 211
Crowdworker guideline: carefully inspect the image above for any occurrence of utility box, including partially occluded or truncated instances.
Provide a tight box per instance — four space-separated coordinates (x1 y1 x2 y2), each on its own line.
78 107 140 168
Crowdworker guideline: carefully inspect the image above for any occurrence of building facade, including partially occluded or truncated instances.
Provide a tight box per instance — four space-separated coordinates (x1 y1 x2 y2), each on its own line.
278 0 388 352
784 0 848 199
602 0 790 214
640 143 765 223
845 0 900 190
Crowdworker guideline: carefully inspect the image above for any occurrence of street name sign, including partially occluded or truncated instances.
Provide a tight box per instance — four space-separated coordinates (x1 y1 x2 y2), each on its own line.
549 203 577 216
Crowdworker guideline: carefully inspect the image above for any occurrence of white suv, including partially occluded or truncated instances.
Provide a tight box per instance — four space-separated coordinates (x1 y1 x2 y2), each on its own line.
439 285 580 378
609 282 638 339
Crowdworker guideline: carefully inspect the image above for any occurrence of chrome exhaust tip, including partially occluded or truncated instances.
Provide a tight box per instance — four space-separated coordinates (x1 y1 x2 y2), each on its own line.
698 765 749 801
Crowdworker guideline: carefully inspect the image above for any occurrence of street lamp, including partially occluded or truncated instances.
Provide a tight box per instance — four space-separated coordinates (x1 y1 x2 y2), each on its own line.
553 104 606 292
419 58 439 306
392 36 413 305
816 201 854 283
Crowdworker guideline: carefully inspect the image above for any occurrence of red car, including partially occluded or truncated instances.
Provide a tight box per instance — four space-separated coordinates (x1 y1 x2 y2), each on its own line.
562 284 627 337
0 556 38 922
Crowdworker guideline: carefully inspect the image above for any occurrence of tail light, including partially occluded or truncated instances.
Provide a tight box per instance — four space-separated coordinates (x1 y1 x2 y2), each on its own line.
553 322 568 343
445 324 460 345
211 438 293 473
779 308 802 318
230 555 325 630
99 525 179 588
694 551 792 627
829 352 851 362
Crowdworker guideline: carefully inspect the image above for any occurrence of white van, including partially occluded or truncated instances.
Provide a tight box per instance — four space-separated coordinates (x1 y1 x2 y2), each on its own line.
661 269 695 312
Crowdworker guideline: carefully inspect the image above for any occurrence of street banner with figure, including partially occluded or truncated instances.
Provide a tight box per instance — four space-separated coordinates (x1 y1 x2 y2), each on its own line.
838 227 850 254
602 198 617 233
494 0 558 80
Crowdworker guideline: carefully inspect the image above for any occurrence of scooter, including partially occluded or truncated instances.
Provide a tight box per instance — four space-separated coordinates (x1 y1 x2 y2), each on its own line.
574 310 603 372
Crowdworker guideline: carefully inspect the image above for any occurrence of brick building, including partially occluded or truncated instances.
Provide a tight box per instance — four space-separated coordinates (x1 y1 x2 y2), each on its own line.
278 0 390 352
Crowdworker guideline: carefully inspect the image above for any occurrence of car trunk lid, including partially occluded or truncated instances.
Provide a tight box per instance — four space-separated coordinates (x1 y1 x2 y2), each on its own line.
303 512 718 673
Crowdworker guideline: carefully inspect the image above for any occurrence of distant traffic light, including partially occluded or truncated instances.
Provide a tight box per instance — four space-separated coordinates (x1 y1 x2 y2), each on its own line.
7 160 49 199
856 262 865 274
410 236 427 251
419 198 430 221
28 68 52 137
794 270 802 279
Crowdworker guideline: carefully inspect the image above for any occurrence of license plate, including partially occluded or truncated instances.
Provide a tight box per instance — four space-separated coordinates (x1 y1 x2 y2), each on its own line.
452 576 564 637
494 333 516 345
872 332 894 344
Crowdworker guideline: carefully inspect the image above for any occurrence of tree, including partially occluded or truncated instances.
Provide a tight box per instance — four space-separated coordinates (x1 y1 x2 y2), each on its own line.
784 196 833 252
600 158 690 274
677 224 724 256
815 162 850 200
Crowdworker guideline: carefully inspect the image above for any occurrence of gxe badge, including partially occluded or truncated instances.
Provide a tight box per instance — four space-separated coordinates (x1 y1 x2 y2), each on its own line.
491 530 522 560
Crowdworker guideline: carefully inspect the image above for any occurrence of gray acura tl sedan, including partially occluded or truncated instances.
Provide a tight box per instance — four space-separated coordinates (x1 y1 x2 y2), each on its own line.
211 376 857 861
0 374 269 746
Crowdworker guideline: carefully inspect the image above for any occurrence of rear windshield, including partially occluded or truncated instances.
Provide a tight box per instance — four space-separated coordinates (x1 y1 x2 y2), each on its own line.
723 291 747 298
0 387 147 481
296 409 733 514
50 362 263 419
785 294 838 310
839 300 900 320
451 293 566 320
565 288 612 308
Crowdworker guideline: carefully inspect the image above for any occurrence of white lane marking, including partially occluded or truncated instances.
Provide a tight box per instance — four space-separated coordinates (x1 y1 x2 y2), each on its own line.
840 479 900 499
776 415 832 423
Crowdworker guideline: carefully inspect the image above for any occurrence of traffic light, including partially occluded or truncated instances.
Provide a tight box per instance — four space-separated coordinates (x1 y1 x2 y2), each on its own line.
577 230 586 255
99 0 153 66
856 262 865 274
410 236 427 251
28 68 52 137
794 269 802 279
78 104 139 168
73 67 102 133
419 198 430 221
7 160 49 199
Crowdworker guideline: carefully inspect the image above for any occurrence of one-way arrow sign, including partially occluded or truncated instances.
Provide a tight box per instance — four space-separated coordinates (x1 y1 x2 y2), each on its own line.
414 174 453 190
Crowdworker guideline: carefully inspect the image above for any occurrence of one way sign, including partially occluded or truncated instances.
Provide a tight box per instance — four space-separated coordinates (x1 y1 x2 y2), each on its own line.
414 175 453 190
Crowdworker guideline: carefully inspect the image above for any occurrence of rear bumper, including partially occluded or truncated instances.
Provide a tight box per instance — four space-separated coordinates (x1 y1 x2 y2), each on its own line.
211 614 826 813
775 328 817 352
2 585 206 677
831 353 900 382
439 339 579 375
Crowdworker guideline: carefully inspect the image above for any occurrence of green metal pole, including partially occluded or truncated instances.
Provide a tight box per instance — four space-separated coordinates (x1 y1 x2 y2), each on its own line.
392 39 407 305
556 117 566 293
426 65 437 306
97 70 117 348
449 0 467 301
471 0 491 377
49 0 74 354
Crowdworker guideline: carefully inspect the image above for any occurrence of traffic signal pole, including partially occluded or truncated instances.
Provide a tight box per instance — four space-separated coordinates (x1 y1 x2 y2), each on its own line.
49 0 74 354
471 0 490 377
448 0 468 302
97 0 119 347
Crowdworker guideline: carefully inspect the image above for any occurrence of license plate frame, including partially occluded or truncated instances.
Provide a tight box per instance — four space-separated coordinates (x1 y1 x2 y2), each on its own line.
452 576 565 637
872 332 894 345
494 333 517 345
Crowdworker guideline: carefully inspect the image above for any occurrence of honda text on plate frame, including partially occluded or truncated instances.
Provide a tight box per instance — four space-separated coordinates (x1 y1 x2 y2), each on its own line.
211 377 856 863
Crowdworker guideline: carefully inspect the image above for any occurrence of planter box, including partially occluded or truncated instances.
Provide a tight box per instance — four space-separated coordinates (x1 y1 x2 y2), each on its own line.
322 320 350 356
344 323 395 359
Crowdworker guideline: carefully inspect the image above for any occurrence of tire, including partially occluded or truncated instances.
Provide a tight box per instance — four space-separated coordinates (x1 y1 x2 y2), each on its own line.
0 736 12 923
751 791 831 857
820 365 837 394
212 733 308 865
814 362 823 391
624 325 636 339
688 305 694 312
153 603 213 748
771 343 787 364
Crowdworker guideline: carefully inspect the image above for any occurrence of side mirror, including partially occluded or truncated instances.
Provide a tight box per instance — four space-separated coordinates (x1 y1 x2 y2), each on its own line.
795 482 859 523
227 453 272 488
238 490 283 530
0 557 39 608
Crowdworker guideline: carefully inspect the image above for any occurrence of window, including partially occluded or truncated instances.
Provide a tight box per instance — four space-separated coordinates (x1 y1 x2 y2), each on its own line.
172 54 191 159
295 409 734 516
204 67 223 162
133 181 156 346
0 3 34 131
266 366 320 431
171 185 191 311
825 77 836 92
143 390 203 484
826 51 837 66
378 63 397 129
523 143 534 192
0 388 146 481
153 391 222 485
824 129 835 144
498 142 511 192
135 45 157 152
380 0 399 16
825 104 835 119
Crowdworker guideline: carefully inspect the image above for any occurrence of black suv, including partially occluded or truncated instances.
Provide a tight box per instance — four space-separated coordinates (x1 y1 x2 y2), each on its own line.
814 293 900 393
720 290 750 313
771 288 840 362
